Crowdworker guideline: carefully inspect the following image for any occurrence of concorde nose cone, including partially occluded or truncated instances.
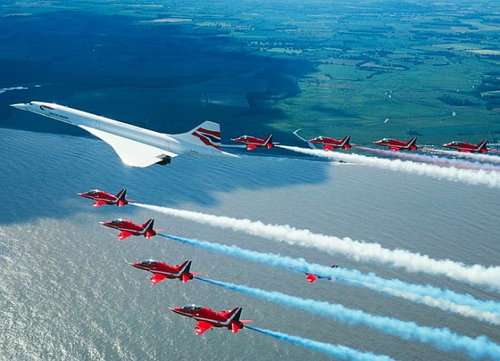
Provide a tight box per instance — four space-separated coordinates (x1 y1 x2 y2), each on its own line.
10 103 28 110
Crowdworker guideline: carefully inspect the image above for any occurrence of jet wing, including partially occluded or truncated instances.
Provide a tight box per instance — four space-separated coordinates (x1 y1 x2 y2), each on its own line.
306 274 318 283
150 273 168 285
93 200 107 207
79 125 178 167
194 321 214 335
118 231 134 241
246 144 258 151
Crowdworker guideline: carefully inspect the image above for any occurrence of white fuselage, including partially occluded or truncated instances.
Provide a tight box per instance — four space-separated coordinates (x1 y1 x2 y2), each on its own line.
15 101 189 153
11 100 236 167
11 101 236 168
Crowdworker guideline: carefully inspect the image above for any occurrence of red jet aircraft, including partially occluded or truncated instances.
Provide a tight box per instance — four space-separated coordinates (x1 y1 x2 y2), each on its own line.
309 135 351 150
100 218 158 241
231 134 276 151
306 265 339 283
78 188 130 207
442 140 488 153
130 259 200 285
170 305 252 335
373 137 418 151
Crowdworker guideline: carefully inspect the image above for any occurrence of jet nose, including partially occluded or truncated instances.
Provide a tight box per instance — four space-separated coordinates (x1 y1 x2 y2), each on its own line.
130 262 141 269
170 307 182 314
10 103 28 111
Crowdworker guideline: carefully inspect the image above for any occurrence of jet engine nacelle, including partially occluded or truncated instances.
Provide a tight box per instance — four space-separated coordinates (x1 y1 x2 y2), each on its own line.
156 156 172 165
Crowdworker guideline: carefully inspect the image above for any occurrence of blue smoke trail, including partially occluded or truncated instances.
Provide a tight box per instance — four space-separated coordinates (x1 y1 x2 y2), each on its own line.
245 326 396 361
158 233 500 314
196 277 500 360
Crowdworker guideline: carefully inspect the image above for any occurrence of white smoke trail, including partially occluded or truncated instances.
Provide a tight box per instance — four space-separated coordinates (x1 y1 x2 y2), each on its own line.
0 86 28 94
354 146 500 172
133 203 500 291
423 147 500 164
160 232 500 325
279 145 500 188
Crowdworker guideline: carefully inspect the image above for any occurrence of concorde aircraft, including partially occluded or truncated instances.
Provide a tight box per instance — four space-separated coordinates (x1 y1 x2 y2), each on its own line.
11 101 237 167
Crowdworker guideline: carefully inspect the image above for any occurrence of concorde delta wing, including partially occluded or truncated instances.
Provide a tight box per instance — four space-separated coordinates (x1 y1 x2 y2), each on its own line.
79 125 178 167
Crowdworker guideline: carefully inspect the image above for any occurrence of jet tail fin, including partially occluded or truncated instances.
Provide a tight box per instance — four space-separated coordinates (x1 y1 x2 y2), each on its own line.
177 261 195 282
175 121 222 149
142 218 154 229
340 135 351 149
227 307 251 333
477 140 488 152
116 189 128 206
172 121 238 158
264 134 274 149
406 137 417 146
116 189 126 198
178 260 192 273
227 307 243 322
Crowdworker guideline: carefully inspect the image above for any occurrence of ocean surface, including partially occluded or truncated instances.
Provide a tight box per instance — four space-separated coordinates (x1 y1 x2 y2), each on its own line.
1 127 499 361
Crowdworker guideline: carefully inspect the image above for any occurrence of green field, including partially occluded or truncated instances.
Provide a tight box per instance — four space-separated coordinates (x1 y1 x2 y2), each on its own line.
1 0 499 147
